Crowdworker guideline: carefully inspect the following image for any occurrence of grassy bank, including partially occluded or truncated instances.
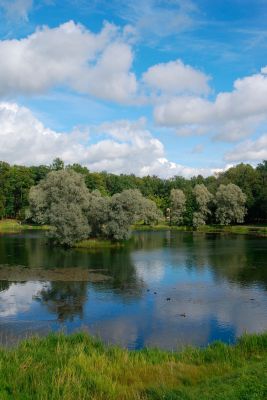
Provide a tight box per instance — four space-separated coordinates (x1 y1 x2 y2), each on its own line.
133 223 267 236
1 219 266 239
75 239 125 249
0 332 267 399
0 219 49 233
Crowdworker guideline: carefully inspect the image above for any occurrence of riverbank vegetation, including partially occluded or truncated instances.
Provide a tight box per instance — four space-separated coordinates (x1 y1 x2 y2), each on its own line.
27 168 250 246
1 158 266 245
0 219 48 233
133 222 267 236
0 332 267 399
28 169 162 246
0 159 266 223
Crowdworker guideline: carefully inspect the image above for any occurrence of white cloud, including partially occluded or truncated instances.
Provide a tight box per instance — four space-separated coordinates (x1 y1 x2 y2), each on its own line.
143 60 210 95
154 68 267 142
0 102 91 165
0 101 216 178
0 0 33 21
225 134 267 162
107 0 198 40
0 21 137 103
0 281 44 317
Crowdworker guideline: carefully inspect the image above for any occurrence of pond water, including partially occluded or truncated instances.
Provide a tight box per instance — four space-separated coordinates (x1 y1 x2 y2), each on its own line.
0 230 267 350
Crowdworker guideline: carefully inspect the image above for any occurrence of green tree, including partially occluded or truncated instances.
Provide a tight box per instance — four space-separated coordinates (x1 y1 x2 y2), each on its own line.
86 190 110 237
137 196 163 225
254 160 267 222
29 170 91 246
103 189 161 240
50 158 65 171
193 184 213 227
215 184 247 225
170 189 186 225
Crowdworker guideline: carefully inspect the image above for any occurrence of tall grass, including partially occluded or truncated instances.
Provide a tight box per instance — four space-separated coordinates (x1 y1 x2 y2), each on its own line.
0 332 267 399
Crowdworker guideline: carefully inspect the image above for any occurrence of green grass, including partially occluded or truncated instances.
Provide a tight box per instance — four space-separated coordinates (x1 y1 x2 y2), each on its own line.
0 219 49 233
75 239 125 249
0 332 267 399
133 223 190 232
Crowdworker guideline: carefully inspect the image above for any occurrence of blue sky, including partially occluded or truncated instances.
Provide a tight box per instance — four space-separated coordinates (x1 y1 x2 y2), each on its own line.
0 0 267 177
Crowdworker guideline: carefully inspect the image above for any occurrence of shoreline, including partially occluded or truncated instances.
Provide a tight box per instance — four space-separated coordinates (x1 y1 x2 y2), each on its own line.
0 219 49 234
1 220 266 246
133 223 267 237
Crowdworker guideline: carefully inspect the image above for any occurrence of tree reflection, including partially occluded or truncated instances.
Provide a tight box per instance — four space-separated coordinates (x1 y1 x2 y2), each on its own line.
181 233 267 290
38 281 88 322
0 280 10 292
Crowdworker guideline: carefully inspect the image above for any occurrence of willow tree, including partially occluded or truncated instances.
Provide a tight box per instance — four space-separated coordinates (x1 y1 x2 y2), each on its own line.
29 170 91 246
86 190 110 237
215 184 247 225
170 189 186 225
103 189 162 240
193 184 213 227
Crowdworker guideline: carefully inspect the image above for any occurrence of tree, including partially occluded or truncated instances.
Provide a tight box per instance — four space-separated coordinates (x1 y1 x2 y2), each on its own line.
254 160 267 222
215 184 247 225
102 190 139 241
29 170 91 246
0 165 34 219
170 189 186 225
86 190 110 237
193 184 213 227
103 189 161 240
50 158 64 171
138 197 163 225
0 194 5 219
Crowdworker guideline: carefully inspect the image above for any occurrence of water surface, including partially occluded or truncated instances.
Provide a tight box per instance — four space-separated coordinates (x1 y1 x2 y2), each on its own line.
0 230 267 350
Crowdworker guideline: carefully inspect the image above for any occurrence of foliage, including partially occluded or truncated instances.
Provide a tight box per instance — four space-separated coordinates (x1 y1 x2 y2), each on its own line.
29 170 91 246
86 190 110 237
0 332 267 399
102 189 161 240
170 188 186 225
193 184 213 227
1 158 267 224
215 184 247 225
29 173 162 244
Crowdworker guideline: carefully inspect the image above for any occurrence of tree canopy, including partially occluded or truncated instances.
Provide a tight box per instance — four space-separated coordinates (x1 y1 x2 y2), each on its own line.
29 171 163 245
1 158 266 226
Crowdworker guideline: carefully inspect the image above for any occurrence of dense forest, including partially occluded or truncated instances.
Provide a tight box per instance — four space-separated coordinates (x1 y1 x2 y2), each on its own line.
0 158 266 223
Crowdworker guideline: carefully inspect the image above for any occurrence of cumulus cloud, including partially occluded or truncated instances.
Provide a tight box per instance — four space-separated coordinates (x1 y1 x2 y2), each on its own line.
0 102 90 165
0 281 43 317
143 60 210 95
0 21 137 103
154 68 267 142
0 0 33 21
225 134 267 162
0 102 216 178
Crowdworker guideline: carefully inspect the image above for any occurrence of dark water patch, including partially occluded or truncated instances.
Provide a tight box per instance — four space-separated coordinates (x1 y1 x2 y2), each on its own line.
0 265 111 282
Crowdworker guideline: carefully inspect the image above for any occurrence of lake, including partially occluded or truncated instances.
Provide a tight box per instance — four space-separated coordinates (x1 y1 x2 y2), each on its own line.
0 230 267 350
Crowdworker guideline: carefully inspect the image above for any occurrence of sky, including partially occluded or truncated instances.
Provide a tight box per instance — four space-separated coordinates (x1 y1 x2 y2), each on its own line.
0 0 267 178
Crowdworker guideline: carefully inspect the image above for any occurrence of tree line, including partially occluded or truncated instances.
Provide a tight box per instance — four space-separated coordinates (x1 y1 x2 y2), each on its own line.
0 157 266 225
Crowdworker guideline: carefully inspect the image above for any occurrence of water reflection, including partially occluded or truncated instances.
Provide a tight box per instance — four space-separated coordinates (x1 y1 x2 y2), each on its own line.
0 230 267 349
0 281 10 292
36 282 88 322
